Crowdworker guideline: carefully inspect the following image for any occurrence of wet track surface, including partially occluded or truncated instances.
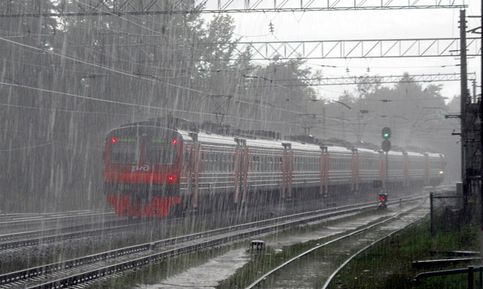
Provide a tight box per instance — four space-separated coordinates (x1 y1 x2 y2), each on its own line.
262 205 428 289
124 197 427 289
0 195 408 288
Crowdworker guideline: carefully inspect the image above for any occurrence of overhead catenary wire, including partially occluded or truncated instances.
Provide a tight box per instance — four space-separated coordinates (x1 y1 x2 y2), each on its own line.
0 35 204 95
0 34 311 116
0 80 306 127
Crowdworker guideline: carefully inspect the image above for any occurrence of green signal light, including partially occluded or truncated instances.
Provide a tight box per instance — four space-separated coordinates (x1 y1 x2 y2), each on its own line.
382 127 391 140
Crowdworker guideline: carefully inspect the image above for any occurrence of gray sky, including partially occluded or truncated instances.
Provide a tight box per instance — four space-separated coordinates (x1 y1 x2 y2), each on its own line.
204 1 481 101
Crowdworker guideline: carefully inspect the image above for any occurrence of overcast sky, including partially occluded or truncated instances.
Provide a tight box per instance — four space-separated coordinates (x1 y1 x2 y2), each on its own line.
204 1 481 101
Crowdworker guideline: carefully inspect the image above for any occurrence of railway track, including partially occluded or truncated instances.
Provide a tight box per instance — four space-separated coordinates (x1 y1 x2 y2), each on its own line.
0 210 117 234
0 196 422 289
0 220 144 251
0 196 370 252
0 210 100 220
244 201 427 289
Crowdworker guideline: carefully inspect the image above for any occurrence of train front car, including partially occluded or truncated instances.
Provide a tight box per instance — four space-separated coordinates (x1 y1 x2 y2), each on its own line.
103 125 182 217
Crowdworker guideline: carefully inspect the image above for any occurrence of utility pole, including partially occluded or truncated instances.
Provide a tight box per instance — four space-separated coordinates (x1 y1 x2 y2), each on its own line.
480 81 483 266
472 79 476 103
459 9 469 217
479 3 483 269
357 94 362 143
322 105 326 138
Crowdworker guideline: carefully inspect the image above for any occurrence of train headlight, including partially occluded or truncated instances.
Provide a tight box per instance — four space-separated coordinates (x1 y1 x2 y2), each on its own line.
439 170 444 175
166 174 178 184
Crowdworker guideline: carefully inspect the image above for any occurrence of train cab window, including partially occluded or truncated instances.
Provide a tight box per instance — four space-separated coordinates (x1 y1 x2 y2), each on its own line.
145 143 176 164
110 141 138 164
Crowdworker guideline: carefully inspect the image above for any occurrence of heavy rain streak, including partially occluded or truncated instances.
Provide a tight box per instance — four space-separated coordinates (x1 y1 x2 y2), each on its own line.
0 1 481 289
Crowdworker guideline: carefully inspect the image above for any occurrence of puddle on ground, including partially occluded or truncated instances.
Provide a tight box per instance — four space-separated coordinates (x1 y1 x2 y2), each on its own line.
135 248 249 289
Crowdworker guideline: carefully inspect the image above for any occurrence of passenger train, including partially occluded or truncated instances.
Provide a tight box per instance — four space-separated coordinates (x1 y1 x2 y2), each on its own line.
103 119 445 217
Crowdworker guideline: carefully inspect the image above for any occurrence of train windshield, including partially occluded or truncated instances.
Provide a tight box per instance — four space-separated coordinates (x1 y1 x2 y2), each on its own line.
145 137 176 164
109 126 177 165
110 138 139 164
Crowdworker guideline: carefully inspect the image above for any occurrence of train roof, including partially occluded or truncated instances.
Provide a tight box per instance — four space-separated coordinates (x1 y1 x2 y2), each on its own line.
114 124 436 159
427 152 443 158
356 148 379 155
388 150 404 156
178 129 429 158
406 151 424 157
245 138 284 150
285 141 321 152
326 146 353 154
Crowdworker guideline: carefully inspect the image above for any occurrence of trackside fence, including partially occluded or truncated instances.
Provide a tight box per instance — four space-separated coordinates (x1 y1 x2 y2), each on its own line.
415 265 483 289
429 191 464 236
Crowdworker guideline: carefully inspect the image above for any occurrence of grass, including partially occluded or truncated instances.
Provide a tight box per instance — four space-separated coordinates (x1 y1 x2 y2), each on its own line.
328 217 480 289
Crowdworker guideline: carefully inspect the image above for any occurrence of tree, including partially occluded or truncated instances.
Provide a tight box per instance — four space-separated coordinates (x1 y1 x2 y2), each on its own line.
0 0 60 211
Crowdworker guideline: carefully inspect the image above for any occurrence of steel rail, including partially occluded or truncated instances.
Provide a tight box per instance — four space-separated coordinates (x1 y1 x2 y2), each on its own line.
0 196 422 288
0 219 138 243
0 210 98 220
0 223 139 251
320 216 424 289
0 211 115 227
244 206 418 289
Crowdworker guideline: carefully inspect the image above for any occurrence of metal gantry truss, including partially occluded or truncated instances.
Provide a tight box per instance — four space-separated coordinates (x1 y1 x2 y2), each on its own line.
235 37 482 60
204 0 467 13
0 0 467 17
272 72 477 86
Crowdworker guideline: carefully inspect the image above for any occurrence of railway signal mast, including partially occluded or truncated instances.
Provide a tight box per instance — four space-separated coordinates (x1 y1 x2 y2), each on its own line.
380 127 391 208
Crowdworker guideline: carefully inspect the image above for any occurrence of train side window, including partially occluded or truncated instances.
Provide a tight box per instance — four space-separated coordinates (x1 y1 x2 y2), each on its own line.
216 154 224 172
224 153 229 171
204 153 209 170
252 155 259 171
270 156 274 170
220 154 225 171
208 153 213 170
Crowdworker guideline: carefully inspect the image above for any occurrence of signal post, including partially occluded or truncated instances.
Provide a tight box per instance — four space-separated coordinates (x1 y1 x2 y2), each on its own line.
379 127 391 208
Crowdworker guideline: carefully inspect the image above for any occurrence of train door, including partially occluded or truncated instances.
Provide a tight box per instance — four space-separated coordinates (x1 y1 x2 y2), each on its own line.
351 148 360 193
403 152 409 188
319 146 329 197
234 138 249 206
187 133 201 210
424 153 430 185
281 143 293 200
